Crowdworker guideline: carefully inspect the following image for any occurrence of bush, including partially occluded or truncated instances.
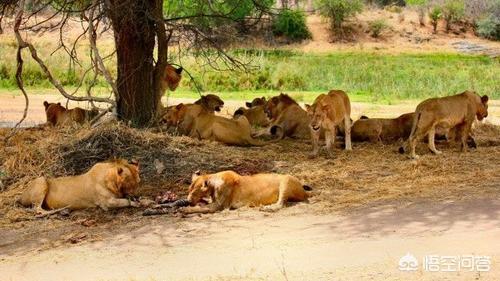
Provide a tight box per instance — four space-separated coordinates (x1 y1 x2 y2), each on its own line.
369 19 389 37
272 9 312 42
429 6 443 33
315 0 364 31
442 0 465 33
476 15 500 40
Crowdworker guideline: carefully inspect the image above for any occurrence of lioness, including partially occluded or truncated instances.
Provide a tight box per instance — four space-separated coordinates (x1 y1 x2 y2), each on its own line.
44 101 99 127
160 64 183 92
264 93 310 139
306 90 352 157
233 105 270 127
246 96 267 108
351 113 414 143
407 90 488 159
183 170 311 214
163 94 224 134
189 109 280 146
19 159 141 213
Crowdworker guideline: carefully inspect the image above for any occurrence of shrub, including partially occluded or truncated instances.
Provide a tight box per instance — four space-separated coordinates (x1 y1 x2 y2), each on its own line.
272 9 312 42
369 19 389 37
429 6 442 33
314 0 364 31
476 15 500 40
442 0 465 33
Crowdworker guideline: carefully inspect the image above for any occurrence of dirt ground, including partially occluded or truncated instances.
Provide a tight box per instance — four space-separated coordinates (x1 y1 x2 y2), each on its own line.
1 93 500 280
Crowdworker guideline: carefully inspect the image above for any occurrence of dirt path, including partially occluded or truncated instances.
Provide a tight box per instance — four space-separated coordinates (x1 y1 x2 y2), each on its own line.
1 199 499 280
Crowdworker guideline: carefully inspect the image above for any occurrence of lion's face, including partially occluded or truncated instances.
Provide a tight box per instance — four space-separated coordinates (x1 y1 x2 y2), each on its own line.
306 104 327 132
106 160 141 197
477 95 489 121
195 94 224 112
187 172 212 206
164 65 183 91
264 97 279 119
163 103 187 126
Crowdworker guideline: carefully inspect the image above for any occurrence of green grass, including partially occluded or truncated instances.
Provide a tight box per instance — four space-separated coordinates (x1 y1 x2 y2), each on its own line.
0 39 498 102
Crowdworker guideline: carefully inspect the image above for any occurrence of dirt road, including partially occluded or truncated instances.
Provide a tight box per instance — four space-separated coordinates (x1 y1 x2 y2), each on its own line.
1 199 499 280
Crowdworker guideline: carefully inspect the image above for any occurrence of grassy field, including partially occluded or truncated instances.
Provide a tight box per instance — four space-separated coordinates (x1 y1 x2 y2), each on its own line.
0 39 498 102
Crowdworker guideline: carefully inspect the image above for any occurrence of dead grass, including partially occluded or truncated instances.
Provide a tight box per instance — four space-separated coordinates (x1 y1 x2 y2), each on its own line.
0 122 499 252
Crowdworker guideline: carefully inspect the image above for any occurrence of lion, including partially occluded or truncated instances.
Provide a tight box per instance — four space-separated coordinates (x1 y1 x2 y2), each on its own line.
43 101 99 127
160 64 183 92
263 93 311 139
162 94 224 134
189 109 280 146
406 90 488 159
306 90 352 157
18 159 142 213
246 96 267 108
182 170 312 214
351 113 414 143
233 105 270 128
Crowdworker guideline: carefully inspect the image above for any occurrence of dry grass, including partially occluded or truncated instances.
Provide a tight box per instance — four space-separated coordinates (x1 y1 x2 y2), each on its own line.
0 121 499 252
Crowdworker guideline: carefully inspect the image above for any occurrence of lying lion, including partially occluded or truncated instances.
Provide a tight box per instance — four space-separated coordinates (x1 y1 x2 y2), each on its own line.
163 94 224 134
264 93 310 139
182 170 312 214
246 96 267 108
351 113 414 143
189 109 280 146
44 101 98 127
18 159 141 213
233 105 270 128
407 90 488 159
306 90 352 157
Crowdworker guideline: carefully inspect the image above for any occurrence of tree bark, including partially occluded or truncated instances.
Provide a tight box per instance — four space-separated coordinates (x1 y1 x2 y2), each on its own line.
106 0 160 127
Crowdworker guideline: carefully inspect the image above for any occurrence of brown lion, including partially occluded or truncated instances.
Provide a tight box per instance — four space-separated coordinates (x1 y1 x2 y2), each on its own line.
189 109 280 146
233 105 270 128
163 94 224 134
246 96 267 108
18 159 141 213
160 64 183 92
306 90 352 157
263 93 310 139
43 101 98 127
182 170 311 214
351 113 414 143
407 90 488 159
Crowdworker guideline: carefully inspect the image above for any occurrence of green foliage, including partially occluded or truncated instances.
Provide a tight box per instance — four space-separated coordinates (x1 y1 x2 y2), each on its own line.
369 19 389 37
272 9 312 42
442 0 465 32
476 15 500 40
405 0 427 6
163 0 274 29
314 0 364 30
429 6 443 32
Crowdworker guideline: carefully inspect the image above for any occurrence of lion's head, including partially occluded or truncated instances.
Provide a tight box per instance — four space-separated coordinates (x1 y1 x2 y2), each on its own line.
195 94 224 112
477 94 489 121
163 103 188 126
246 97 266 108
43 101 66 125
264 93 297 119
306 95 328 132
104 159 140 197
163 64 183 91
187 171 213 206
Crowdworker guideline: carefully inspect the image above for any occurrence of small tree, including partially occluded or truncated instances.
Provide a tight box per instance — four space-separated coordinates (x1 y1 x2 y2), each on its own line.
272 9 312 42
407 0 428 26
429 6 442 33
369 19 389 38
442 0 465 33
314 0 363 32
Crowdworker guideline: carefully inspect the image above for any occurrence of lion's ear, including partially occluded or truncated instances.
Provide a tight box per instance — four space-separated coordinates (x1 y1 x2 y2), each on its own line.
175 66 183 74
192 170 201 182
57 102 61 106
481 95 489 104
129 159 139 169
305 104 311 111
176 103 184 110
245 102 252 108
117 167 124 175
43 101 49 108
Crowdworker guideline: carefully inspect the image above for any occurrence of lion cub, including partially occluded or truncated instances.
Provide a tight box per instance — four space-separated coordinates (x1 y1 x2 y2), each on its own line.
183 170 312 214
306 90 352 157
19 159 141 213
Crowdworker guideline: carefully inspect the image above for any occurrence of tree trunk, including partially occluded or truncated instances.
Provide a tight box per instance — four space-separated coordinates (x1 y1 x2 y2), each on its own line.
106 0 159 127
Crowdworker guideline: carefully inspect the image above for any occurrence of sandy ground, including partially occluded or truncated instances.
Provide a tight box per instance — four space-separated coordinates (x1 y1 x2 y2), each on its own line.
1 199 500 281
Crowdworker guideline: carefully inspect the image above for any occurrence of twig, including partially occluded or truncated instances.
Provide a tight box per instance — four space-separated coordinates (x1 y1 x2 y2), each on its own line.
35 207 69 219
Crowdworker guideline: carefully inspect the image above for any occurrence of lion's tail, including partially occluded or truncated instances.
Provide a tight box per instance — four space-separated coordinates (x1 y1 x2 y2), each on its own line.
302 185 313 191
400 112 421 154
